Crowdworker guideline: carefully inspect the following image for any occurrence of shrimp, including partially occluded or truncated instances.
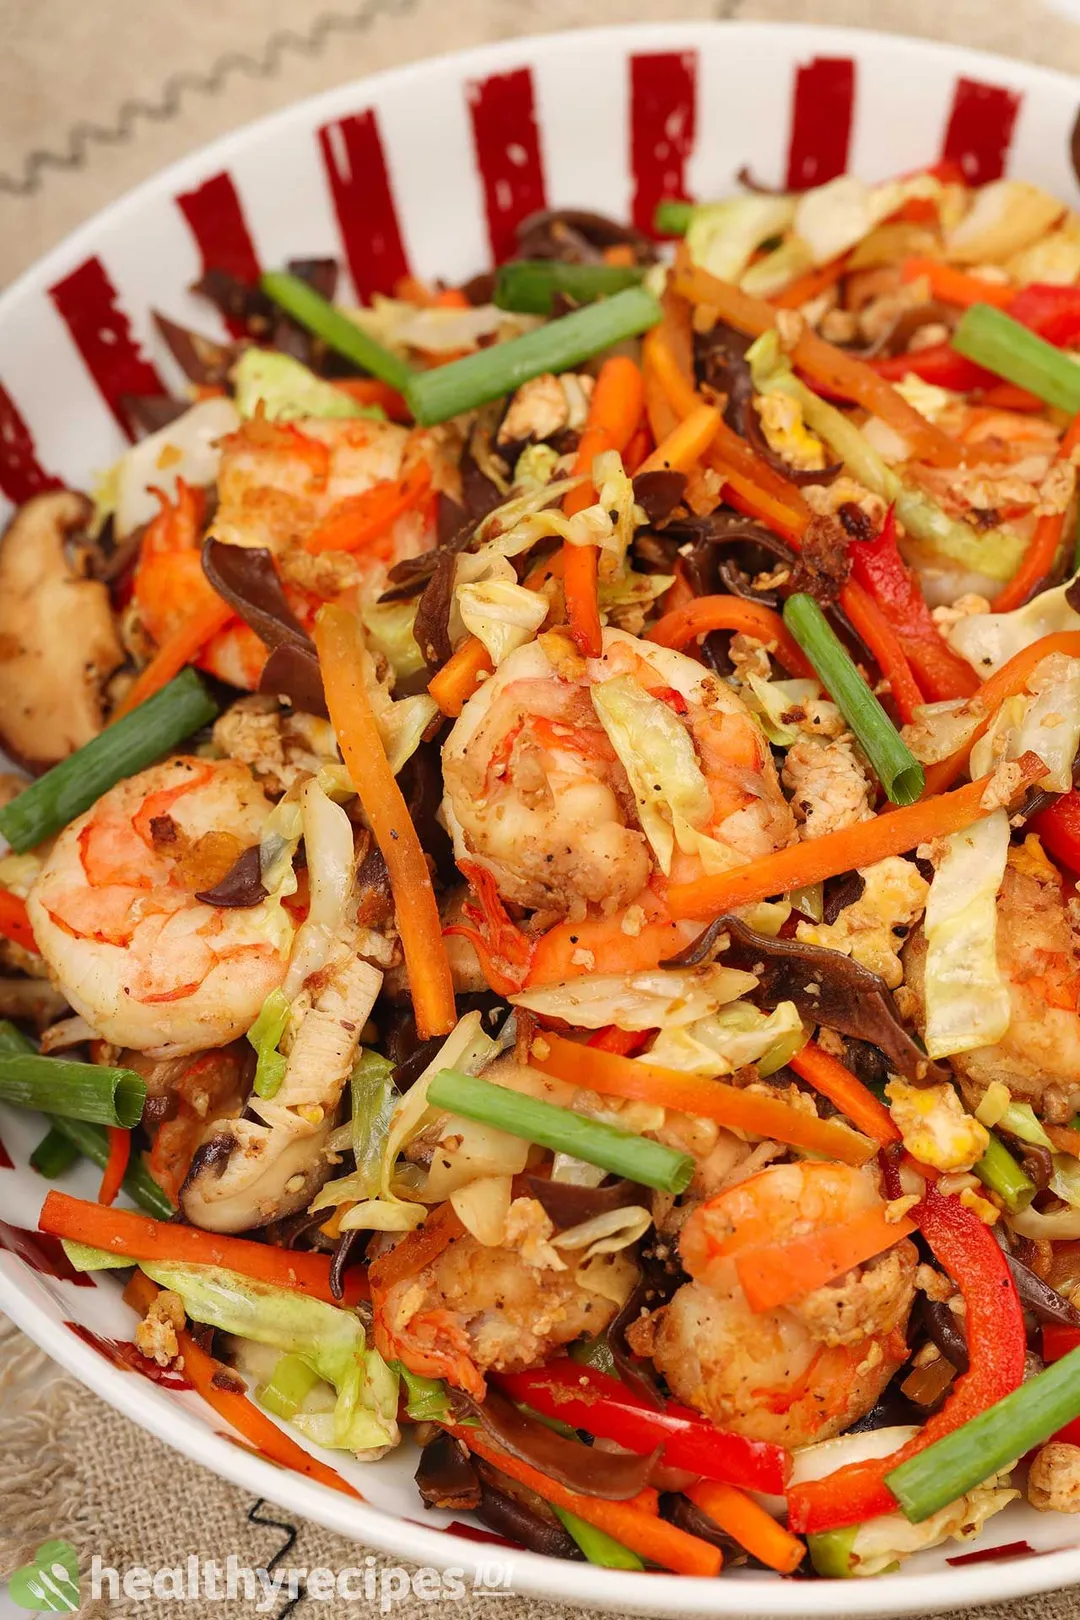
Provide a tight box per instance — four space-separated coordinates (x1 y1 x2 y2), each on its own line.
441 627 795 919
627 1161 916 1448
27 757 293 1056
904 837 1080 1122
372 1228 635 1399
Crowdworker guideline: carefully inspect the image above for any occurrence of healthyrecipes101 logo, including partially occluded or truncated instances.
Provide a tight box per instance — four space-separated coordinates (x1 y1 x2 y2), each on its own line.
7 1543 514 1613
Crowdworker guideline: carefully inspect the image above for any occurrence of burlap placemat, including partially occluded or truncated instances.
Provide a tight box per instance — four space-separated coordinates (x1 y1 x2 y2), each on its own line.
6 0 1080 1614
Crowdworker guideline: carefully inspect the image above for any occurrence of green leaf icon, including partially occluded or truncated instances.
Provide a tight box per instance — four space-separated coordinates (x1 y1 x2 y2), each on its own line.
8 1541 80 1613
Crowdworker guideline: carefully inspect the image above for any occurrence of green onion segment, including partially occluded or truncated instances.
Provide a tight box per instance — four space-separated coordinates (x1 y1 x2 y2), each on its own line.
783 593 925 805
653 200 694 235
494 260 644 316
29 1126 80 1179
0 669 218 854
260 271 414 396
952 304 1080 415
973 1132 1035 1214
426 1069 692 1194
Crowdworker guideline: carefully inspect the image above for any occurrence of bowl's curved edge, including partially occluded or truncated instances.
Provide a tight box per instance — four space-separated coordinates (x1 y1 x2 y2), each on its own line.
6 19 1080 1615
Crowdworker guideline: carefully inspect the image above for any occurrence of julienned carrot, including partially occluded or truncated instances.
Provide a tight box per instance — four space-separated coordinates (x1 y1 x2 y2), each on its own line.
0 887 37 953
333 376 411 422
772 257 847 311
98 1127 132 1208
113 598 233 719
563 356 645 657
735 1204 917 1314
686 1481 804 1574
648 595 814 679
530 1031 876 1166
672 261 962 468
451 1426 723 1576
306 463 432 554
122 1271 361 1499
840 579 926 725
922 631 1080 796
428 636 494 716
637 404 721 476
39 1190 368 1305
367 1202 464 1293
316 605 456 1038
789 1042 900 1147
992 412 1080 612
707 458 810 548
667 752 1047 920
901 258 1014 310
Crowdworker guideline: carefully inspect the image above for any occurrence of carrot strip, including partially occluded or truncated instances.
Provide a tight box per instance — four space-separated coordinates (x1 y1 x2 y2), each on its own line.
622 420 652 474
113 598 233 719
40 1190 369 1304
367 1202 464 1293
673 261 962 468
0 887 37 953
333 376 412 422
706 458 810 548
316 605 456 1037
977 382 1045 413
840 579 926 725
992 412 1080 612
98 1128 132 1208
789 1042 900 1147
428 636 494 717
563 356 645 656
667 752 1047 920
648 595 814 678
530 1032 876 1166
901 258 1014 310
643 324 701 420
306 462 432 554
122 1271 361 1498
735 1204 917 1313
772 256 848 311
636 404 722 477
686 1480 804 1574
452 1427 723 1576
922 631 1080 796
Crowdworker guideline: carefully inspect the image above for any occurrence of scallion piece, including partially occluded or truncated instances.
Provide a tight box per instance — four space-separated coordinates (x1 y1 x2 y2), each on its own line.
260 271 414 396
886 1344 1080 1522
405 286 662 426
952 304 1080 415
0 1052 145 1127
256 1352 322 1421
46 1116 174 1219
973 1131 1035 1213
0 669 218 853
552 1506 644 1570
426 1069 693 1193
782 593 925 805
29 1125 80 1179
494 259 644 316
654 199 694 235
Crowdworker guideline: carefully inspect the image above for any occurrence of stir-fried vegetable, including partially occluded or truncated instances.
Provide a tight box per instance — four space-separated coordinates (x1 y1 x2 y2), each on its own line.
260 270 414 395
952 302 1080 413
0 1048 145 1128
494 260 645 314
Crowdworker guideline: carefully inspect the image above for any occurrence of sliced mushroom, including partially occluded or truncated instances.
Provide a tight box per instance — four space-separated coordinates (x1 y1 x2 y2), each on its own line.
180 940 383 1233
0 491 124 769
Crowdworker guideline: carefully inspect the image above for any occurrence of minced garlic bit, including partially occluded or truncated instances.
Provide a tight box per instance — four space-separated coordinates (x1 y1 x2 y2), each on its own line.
980 759 1025 812
134 1289 186 1368
885 1078 989 1173
885 1193 921 1224
959 1186 1000 1225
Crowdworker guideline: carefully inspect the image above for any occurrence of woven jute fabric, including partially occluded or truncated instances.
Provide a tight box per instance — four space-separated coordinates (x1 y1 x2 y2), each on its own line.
5 0 1080 1615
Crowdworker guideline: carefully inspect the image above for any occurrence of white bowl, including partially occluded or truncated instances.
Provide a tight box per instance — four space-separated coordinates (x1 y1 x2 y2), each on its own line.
3 21 1080 1615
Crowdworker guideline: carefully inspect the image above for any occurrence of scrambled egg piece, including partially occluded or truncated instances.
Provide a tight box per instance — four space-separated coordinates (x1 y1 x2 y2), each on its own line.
754 393 827 473
798 856 929 989
885 1079 989 1173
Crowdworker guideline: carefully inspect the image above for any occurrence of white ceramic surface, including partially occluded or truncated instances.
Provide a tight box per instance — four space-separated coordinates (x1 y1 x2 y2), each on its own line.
3 22 1080 1615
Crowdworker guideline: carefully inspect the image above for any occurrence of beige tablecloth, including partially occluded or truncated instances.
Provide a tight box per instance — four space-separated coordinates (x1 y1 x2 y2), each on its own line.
6 1 1080 1616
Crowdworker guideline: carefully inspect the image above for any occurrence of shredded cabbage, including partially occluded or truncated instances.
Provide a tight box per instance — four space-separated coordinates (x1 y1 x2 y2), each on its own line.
111 397 240 538
794 176 905 267
140 1261 400 1454
684 195 797 283
458 578 548 665
741 237 815 299
359 599 426 680
970 654 1080 792
231 348 379 423
247 989 290 1099
747 331 1024 581
646 999 806 1077
283 778 357 998
922 809 1012 1059
742 675 820 747
450 1173 513 1246
512 964 758 1032
380 1011 501 1203
948 573 1080 677
344 296 538 355
946 180 1064 265
551 1205 653 1261
346 619 438 775
902 698 984 766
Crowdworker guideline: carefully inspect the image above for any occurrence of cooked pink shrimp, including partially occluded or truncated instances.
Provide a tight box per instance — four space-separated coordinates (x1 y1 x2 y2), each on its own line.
27 757 293 1055
441 627 795 919
627 1161 916 1449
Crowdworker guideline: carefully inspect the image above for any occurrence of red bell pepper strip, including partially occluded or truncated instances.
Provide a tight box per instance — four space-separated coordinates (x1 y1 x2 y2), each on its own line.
1031 791 1080 875
98 1127 132 1207
1043 1325 1080 1364
848 507 980 702
1007 284 1080 348
787 1186 1026 1534
0 887 38 953
871 344 994 391
497 1360 791 1495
